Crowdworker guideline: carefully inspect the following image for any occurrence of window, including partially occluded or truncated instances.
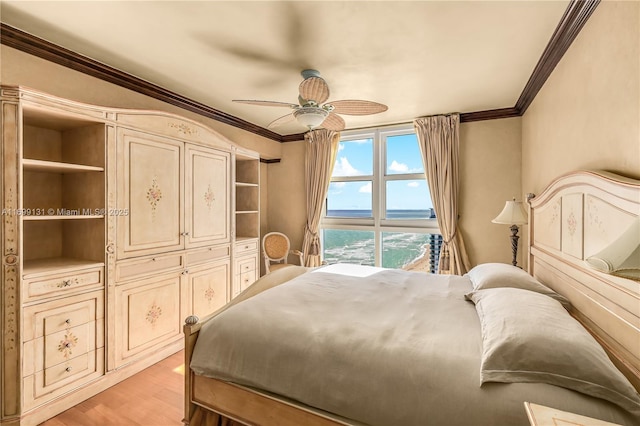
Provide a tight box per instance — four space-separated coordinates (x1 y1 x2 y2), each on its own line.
321 125 442 272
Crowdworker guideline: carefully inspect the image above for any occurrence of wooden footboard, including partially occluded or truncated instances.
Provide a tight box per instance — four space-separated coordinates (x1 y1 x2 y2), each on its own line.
182 266 316 425
183 314 348 426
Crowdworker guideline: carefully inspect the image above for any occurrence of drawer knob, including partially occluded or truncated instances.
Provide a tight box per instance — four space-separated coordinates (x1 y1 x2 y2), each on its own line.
64 319 71 325
244 245 249 249
181 232 190 236
65 367 72 373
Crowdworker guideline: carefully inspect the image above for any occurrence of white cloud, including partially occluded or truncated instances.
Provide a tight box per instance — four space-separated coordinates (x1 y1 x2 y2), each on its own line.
345 138 371 145
407 181 420 188
331 182 346 188
359 182 372 193
338 144 345 151
389 160 409 173
333 157 360 177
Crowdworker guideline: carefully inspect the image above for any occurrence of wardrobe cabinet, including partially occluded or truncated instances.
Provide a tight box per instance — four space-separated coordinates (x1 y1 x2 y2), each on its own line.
0 86 260 426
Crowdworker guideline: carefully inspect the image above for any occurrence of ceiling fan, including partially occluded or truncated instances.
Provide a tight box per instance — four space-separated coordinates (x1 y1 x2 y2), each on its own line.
233 69 388 131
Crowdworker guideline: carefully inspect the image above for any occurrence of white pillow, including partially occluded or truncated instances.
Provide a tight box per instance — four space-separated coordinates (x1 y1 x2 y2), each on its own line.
465 263 570 308
467 287 640 417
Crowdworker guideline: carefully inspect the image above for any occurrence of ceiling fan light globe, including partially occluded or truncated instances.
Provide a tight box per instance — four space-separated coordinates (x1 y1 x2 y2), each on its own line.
294 107 329 129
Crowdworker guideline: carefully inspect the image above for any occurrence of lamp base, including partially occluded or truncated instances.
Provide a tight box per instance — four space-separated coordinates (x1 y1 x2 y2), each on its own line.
509 224 520 267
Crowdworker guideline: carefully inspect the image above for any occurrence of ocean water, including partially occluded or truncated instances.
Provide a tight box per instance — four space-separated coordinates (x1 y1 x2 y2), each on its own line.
323 209 438 270
322 229 434 270
326 209 436 219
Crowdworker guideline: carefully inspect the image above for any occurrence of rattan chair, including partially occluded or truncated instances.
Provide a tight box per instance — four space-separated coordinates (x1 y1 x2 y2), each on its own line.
262 232 304 273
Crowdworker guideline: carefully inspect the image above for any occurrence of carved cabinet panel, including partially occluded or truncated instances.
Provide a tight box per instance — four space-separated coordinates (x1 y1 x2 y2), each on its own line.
113 274 182 368
185 145 230 248
117 128 184 258
188 261 229 319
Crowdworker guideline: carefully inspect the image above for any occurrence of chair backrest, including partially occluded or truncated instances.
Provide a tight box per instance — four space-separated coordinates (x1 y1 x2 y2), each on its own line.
262 232 291 263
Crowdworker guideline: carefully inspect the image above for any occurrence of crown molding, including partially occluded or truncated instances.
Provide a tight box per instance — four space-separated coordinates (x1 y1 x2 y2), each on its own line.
460 107 520 123
514 0 600 115
0 0 599 140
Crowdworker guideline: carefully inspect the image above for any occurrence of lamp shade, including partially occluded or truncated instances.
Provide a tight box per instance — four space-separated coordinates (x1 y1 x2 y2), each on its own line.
294 107 329 130
492 199 528 225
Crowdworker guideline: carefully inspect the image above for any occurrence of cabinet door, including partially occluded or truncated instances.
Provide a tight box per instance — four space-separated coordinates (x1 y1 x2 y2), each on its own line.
113 274 182 368
185 145 230 248
117 128 183 258
188 261 229 319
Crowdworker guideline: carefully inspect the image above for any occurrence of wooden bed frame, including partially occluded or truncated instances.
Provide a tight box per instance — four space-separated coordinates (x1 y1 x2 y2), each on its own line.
182 170 640 426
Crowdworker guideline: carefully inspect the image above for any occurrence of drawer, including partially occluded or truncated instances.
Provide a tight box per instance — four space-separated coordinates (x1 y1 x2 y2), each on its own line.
23 348 104 411
239 269 258 292
235 239 259 255
43 322 95 369
116 253 184 282
235 255 258 274
186 245 230 266
24 268 103 301
43 349 90 387
23 293 102 342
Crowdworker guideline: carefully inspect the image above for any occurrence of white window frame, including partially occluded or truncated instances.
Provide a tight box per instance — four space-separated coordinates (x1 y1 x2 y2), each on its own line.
321 124 440 267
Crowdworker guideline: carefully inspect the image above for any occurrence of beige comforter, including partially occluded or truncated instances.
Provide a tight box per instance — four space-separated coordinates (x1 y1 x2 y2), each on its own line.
190 264 637 426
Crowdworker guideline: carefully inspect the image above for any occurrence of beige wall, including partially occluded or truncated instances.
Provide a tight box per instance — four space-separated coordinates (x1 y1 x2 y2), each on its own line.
460 117 523 266
264 141 307 272
522 0 640 197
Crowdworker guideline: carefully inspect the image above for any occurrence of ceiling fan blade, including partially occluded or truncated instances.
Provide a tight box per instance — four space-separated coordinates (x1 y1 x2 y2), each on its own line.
299 76 330 104
327 100 388 116
233 100 299 108
267 113 297 129
321 113 345 131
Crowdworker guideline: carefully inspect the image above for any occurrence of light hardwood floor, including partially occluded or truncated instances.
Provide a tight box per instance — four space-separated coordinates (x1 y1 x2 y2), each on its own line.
41 351 185 426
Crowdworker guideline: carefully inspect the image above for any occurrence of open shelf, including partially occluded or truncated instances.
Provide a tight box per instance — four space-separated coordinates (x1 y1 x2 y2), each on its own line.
23 158 104 173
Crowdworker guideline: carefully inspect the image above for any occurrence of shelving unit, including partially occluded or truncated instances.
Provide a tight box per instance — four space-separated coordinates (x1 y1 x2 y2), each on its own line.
21 108 106 274
233 152 260 297
234 154 260 240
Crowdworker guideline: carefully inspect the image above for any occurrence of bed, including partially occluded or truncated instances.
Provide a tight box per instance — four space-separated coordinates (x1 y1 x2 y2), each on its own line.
183 170 640 426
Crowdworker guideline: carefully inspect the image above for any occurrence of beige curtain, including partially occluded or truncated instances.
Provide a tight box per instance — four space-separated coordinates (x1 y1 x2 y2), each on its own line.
414 114 471 275
302 129 340 267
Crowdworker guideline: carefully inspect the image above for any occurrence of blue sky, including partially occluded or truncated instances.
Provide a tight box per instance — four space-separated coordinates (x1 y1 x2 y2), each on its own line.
328 134 433 211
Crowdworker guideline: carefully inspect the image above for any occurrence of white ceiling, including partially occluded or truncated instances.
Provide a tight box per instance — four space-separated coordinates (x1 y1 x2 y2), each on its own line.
1 1 570 136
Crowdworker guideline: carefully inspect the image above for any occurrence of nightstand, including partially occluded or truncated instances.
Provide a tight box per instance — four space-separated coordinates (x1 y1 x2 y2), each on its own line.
524 402 622 426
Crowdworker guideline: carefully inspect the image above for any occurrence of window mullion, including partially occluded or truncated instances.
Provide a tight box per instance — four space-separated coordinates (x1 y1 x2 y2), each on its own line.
374 129 383 267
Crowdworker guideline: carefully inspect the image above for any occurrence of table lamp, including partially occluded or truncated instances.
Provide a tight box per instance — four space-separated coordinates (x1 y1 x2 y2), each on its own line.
492 198 528 267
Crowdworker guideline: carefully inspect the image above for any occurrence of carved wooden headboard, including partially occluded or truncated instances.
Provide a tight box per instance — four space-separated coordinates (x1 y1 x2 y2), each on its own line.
528 170 640 391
